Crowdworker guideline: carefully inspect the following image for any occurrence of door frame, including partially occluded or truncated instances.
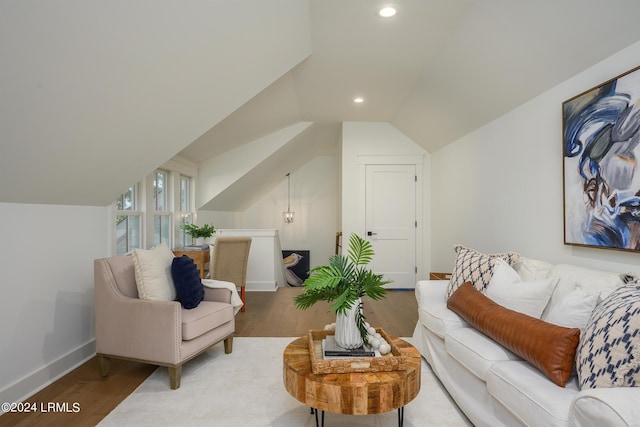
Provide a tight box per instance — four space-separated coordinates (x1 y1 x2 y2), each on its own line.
357 155 424 283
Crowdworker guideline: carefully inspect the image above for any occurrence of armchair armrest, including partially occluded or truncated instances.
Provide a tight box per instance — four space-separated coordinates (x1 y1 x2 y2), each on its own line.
95 295 183 364
201 279 242 313
94 258 183 364
203 287 232 304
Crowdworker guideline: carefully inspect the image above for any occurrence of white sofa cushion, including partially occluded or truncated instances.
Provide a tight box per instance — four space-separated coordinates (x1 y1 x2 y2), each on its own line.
486 259 559 318
512 256 553 281
419 304 468 339
487 361 578 427
543 285 599 331
181 301 234 341
545 264 624 317
445 327 520 382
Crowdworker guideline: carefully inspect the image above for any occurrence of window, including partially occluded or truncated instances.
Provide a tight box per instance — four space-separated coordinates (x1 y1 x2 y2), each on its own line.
153 170 171 247
112 163 196 255
178 175 194 247
114 185 141 255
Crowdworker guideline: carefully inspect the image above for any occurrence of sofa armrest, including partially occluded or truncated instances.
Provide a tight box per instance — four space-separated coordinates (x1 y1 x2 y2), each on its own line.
571 387 640 427
415 280 449 307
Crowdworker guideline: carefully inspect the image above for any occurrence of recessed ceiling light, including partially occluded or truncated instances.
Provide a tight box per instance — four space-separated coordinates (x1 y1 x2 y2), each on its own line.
378 7 397 18
353 97 365 104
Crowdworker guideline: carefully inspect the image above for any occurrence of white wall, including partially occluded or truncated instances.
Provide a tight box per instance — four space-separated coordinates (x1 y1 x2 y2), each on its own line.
196 211 238 231
0 0 311 207
199 154 339 269
431 39 640 274
196 123 313 210
0 202 108 406
341 122 431 277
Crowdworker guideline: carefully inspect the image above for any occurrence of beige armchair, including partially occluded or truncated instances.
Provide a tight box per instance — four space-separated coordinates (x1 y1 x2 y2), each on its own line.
210 237 252 312
94 255 235 389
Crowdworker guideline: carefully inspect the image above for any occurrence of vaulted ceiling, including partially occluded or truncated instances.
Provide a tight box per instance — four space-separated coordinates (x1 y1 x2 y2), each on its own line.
3 0 640 207
180 0 640 165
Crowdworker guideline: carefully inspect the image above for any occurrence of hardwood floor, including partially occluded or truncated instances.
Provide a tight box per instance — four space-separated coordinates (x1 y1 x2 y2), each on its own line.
0 288 418 427
235 287 417 338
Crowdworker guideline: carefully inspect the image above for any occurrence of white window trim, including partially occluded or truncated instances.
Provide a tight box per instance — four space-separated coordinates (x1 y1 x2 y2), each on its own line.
112 184 144 255
111 157 198 255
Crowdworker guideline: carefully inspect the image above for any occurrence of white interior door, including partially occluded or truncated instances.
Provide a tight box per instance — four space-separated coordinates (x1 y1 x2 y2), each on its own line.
365 164 416 289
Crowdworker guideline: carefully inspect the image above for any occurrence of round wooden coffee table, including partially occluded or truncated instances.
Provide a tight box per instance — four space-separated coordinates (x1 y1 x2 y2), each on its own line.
283 334 421 426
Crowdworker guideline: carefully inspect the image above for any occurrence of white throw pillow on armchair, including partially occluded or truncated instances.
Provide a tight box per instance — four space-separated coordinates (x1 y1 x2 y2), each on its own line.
485 258 559 318
131 242 177 301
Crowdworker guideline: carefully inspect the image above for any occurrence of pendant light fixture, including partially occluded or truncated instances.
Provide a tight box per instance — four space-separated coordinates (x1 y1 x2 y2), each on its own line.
283 173 294 224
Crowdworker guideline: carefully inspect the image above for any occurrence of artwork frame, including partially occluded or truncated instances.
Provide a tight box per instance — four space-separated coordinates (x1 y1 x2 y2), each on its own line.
563 64 640 252
282 250 310 287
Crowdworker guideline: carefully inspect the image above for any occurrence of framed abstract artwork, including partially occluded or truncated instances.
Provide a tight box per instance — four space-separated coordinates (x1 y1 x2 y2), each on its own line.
563 65 640 251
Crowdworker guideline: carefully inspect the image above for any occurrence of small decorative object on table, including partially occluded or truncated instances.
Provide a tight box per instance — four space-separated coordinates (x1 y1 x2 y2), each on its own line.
323 321 392 355
322 335 375 357
308 328 407 374
295 233 391 349
182 244 210 251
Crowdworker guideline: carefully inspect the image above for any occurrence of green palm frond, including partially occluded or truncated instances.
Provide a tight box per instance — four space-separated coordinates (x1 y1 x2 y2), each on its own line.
329 287 356 314
362 270 390 300
347 233 374 266
303 265 343 289
354 300 368 341
294 233 393 339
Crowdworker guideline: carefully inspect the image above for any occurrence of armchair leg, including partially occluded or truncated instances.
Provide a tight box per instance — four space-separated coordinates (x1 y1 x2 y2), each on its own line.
224 336 233 354
169 366 182 390
240 286 246 312
98 355 111 377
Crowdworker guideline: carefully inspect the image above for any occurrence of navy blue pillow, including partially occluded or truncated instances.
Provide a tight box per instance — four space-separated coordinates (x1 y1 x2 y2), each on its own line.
171 255 204 309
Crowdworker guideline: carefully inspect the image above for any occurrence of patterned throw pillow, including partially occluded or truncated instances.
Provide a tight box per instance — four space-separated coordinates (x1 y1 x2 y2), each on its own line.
445 245 519 300
576 284 640 389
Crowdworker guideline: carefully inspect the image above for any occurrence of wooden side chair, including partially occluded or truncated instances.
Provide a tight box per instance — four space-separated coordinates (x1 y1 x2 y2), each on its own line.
210 236 252 312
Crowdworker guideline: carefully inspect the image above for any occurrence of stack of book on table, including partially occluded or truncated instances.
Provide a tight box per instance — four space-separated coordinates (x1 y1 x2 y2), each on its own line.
182 244 210 250
321 335 381 359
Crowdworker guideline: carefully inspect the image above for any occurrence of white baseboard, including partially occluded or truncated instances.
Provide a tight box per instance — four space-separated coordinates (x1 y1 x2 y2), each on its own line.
245 281 277 292
0 339 96 411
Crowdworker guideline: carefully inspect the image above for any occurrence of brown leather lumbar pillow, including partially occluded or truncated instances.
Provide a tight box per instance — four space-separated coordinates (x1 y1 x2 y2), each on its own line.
447 282 580 387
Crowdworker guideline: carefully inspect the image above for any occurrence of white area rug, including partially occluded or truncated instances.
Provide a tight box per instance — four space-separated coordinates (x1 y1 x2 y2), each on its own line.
98 338 471 427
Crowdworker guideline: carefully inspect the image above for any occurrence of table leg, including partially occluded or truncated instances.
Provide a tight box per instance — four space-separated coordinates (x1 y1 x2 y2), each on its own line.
310 406 401 426
310 408 324 427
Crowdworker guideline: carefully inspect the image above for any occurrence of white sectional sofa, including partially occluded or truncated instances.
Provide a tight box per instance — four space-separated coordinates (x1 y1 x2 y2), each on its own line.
411 247 640 427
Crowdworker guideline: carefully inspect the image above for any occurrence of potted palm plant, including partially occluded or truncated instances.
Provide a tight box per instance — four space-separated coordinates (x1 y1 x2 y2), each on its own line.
180 223 216 245
294 233 390 349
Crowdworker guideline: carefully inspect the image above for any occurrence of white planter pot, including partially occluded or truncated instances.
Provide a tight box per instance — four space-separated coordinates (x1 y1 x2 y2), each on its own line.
334 298 363 349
